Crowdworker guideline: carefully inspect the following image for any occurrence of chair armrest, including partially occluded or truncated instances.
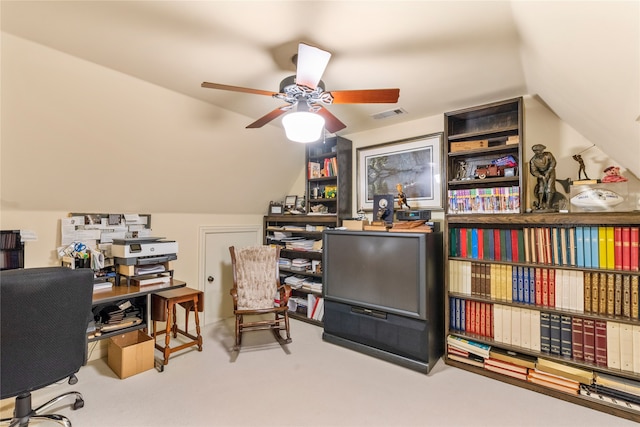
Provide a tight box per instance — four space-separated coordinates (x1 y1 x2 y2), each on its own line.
277 284 292 304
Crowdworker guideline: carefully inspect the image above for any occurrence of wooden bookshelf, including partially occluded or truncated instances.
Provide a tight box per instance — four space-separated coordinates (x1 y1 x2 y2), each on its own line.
444 210 640 422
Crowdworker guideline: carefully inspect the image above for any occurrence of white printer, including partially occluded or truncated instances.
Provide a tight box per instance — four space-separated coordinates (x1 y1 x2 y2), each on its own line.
112 237 178 265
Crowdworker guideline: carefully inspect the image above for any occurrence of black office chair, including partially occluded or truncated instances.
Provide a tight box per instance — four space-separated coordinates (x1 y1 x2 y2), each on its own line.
0 267 94 427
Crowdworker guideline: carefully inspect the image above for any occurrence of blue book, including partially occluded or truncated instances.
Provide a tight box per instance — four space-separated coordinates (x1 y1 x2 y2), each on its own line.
560 314 573 358
522 266 529 304
590 226 599 268
512 266 519 302
540 312 551 353
575 226 585 267
518 266 525 303
460 298 465 332
471 228 479 259
505 229 513 261
584 226 592 268
549 313 562 355
450 297 457 330
528 267 536 304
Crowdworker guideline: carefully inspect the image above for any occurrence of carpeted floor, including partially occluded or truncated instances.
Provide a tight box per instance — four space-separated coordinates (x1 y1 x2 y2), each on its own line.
1 318 637 426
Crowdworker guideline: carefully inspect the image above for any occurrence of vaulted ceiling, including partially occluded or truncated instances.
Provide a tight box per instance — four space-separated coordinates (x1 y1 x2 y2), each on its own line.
1 1 638 213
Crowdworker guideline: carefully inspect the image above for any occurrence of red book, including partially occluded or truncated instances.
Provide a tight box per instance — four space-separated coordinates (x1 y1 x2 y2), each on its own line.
477 228 484 260
631 226 639 272
583 318 596 364
540 268 548 307
622 227 631 271
486 304 493 338
594 320 608 367
474 301 481 335
460 228 468 258
614 226 623 270
465 300 472 332
548 269 556 309
494 229 501 261
511 229 519 263
480 303 486 337
571 317 584 362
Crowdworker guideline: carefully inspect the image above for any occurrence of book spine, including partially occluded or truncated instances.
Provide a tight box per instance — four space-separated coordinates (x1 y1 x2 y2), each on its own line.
606 321 621 370
572 316 584 362
598 226 607 269
528 267 535 306
594 320 608 367
590 226 599 269
631 227 639 272
583 318 596 364
614 273 622 317
576 226 585 268
583 271 591 313
614 226 622 270
622 226 631 271
549 313 561 356
560 314 573 359
606 226 615 270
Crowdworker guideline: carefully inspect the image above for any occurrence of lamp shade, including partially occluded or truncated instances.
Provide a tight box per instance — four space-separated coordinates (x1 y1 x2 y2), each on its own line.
282 111 325 143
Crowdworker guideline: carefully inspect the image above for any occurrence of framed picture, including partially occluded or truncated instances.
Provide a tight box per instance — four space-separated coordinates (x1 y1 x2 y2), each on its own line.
268 202 284 215
357 133 443 211
284 195 297 209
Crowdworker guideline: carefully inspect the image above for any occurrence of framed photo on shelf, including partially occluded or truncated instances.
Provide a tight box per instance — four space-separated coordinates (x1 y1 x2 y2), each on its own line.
284 195 297 210
268 202 284 215
357 133 443 211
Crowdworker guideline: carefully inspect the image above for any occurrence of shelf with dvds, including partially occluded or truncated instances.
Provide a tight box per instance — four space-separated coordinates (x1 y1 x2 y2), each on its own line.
306 136 352 219
1 230 24 270
444 211 640 422
264 215 336 325
445 97 524 215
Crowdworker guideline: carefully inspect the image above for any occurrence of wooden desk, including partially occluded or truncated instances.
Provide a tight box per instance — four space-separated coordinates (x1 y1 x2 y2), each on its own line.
90 279 186 342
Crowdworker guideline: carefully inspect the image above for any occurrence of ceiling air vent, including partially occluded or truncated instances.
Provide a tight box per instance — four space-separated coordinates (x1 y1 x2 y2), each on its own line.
371 108 407 120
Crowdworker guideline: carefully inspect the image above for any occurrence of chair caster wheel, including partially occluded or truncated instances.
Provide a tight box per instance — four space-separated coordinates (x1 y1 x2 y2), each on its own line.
68 374 78 385
73 398 84 410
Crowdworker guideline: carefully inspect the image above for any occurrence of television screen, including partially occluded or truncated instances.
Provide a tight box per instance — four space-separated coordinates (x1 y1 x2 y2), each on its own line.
323 230 426 319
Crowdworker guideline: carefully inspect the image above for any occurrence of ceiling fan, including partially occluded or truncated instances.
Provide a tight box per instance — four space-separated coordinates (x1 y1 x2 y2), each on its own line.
201 43 400 140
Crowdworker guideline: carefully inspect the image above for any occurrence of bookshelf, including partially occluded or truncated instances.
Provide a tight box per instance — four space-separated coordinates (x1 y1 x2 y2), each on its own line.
263 215 337 325
444 97 524 214
444 211 640 422
1 230 24 270
305 136 352 219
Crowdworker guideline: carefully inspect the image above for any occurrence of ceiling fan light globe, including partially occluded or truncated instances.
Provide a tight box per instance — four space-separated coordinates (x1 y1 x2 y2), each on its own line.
282 112 325 143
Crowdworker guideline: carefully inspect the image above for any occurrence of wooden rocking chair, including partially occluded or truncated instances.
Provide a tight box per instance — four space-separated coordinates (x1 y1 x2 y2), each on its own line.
229 245 292 351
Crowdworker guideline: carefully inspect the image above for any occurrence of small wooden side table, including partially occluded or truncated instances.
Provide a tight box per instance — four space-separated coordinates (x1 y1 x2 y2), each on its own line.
151 287 203 365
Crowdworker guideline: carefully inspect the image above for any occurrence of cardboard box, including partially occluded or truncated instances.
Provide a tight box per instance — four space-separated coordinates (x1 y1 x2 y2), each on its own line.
108 330 154 379
343 219 369 231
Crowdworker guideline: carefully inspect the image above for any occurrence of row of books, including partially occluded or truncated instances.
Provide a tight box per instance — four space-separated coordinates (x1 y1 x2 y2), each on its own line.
449 225 640 271
447 335 640 412
0 231 21 249
447 335 640 409
287 294 324 321
307 157 338 179
449 260 640 319
447 186 521 214
449 298 640 374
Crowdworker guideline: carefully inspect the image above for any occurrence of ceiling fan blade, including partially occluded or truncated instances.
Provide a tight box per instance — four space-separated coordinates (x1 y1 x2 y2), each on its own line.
316 107 347 134
201 82 279 97
246 106 289 128
329 88 400 104
295 43 331 90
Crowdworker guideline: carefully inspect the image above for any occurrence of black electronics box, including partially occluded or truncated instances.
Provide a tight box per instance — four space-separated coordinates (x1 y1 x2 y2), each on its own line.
396 210 431 221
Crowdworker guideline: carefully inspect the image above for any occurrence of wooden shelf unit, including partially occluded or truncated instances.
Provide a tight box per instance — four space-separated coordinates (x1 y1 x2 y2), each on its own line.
305 136 352 220
264 215 339 326
444 211 640 422
444 97 524 215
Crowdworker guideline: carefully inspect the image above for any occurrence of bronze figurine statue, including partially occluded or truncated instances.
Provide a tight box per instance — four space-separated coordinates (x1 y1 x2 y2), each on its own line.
529 144 558 211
